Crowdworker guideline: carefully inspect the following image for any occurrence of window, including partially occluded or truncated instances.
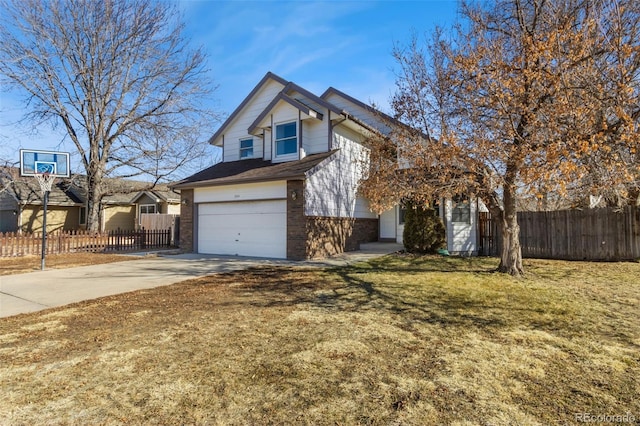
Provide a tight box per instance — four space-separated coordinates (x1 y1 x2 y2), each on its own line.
275 121 297 157
399 206 407 225
452 195 471 223
399 201 440 225
240 138 253 159
79 206 86 225
140 204 157 214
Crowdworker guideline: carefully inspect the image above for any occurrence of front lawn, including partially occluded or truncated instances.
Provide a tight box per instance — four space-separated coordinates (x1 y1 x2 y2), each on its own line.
0 253 143 275
1 255 638 425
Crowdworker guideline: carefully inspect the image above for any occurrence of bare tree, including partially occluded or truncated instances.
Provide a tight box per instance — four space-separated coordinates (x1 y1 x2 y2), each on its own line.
0 0 219 230
363 0 640 276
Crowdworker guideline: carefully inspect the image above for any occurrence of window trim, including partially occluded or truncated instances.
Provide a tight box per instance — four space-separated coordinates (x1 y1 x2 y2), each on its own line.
451 195 471 224
139 204 157 215
274 120 298 160
79 206 86 226
138 204 158 225
239 137 254 159
398 205 407 225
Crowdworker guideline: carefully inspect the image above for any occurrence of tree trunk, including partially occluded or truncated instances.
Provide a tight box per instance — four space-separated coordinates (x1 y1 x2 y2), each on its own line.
86 195 101 232
85 165 104 232
497 169 524 276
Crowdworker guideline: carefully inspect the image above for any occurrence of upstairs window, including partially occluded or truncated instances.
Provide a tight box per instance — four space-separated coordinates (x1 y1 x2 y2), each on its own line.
240 138 254 159
275 121 298 157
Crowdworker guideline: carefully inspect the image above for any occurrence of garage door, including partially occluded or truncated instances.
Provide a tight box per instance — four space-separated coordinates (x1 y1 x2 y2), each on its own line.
198 200 287 258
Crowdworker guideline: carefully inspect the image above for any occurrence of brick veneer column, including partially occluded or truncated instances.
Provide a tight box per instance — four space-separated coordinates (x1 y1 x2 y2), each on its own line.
286 180 306 260
179 189 194 252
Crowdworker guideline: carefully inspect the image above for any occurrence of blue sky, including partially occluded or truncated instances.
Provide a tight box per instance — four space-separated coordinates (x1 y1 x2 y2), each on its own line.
0 0 459 166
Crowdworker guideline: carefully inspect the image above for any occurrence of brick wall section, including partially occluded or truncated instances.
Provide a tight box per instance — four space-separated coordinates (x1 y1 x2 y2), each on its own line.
305 216 379 259
286 180 306 260
179 189 194 252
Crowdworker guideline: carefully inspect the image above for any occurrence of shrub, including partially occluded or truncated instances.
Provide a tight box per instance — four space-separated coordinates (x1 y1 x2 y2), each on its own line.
403 201 446 254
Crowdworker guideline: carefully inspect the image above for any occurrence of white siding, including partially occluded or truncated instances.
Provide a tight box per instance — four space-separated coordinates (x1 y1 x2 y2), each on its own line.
323 92 392 134
221 80 285 162
305 125 375 219
166 203 181 215
302 116 329 155
444 198 478 255
194 181 287 204
379 208 396 240
263 129 272 160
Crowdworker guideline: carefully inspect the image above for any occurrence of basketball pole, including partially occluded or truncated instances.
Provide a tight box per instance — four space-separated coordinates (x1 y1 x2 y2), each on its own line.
41 188 49 271
19 149 70 270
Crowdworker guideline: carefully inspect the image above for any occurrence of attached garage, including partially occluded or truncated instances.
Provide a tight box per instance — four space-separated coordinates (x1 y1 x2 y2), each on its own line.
174 152 379 260
197 199 287 258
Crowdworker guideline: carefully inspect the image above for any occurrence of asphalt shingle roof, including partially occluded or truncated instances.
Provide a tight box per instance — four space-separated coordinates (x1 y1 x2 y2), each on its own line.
1 167 179 206
173 151 337 189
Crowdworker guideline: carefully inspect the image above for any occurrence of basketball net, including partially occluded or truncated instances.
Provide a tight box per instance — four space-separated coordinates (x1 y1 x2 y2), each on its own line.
35 172 56 193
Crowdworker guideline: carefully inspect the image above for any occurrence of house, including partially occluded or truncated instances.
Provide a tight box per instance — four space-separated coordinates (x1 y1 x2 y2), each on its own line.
0 170 84 233
0 169 180 233
173 72 482 260
99 183 180 231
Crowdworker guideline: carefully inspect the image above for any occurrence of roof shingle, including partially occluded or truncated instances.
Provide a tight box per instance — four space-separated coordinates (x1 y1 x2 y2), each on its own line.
173 151 337 189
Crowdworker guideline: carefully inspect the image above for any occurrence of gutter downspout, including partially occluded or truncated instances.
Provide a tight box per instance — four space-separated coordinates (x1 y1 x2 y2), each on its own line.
329 114 348 150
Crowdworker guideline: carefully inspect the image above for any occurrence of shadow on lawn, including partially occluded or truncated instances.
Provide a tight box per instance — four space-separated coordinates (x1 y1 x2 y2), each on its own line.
328 267 510 330
362 254 499 274
226 263 572 336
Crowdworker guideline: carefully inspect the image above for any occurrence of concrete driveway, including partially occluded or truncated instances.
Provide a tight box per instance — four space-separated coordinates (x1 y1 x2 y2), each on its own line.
0 243 402 318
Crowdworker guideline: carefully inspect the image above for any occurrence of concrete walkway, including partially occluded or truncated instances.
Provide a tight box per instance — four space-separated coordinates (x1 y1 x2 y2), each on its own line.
0 242 402 318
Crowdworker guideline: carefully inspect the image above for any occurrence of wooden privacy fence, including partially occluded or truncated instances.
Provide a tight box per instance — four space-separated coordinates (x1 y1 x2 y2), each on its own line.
139 214 179 245
140 214 178 230
479 206 640 260
0 228 174 257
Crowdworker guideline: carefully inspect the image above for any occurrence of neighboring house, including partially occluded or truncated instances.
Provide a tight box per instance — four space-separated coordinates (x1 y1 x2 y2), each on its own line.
101 187 180 231
174 72 483 260
0 172 84 233
0 169 180 233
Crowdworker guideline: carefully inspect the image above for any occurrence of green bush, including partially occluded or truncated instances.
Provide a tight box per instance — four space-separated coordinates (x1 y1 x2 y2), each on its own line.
403 201 446 254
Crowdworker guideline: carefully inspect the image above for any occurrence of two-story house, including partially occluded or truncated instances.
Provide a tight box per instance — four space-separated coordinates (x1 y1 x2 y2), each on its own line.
174 72 482 260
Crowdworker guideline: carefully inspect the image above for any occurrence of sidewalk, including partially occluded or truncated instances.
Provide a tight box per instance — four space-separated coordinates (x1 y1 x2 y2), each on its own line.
0 242 402 318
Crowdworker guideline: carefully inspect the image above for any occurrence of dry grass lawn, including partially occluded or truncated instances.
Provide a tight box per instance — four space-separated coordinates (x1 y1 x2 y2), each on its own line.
0 253 143 276
1 255 638 425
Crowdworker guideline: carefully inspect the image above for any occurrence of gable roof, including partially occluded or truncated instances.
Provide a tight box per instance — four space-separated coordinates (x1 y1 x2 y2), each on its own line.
173 151 337 189
321 87 398 124
248 92 324 135
322 86 431 140
282 81 344 116
130 189 180 204
209 72 387 146
208 72 288 145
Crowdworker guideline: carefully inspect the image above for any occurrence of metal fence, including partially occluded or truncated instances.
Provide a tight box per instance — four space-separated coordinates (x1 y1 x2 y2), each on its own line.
478 206 640 261
0 228 174 257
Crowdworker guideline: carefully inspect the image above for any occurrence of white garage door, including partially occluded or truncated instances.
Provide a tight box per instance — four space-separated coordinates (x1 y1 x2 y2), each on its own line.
198 200 287 258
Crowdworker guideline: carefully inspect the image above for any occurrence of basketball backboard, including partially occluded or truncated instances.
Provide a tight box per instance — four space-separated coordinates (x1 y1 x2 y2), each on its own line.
20 149 70 177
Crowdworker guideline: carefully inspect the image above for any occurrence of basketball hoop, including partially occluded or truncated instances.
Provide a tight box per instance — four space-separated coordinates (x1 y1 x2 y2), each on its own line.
34 172 56 193
19 149 71 271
